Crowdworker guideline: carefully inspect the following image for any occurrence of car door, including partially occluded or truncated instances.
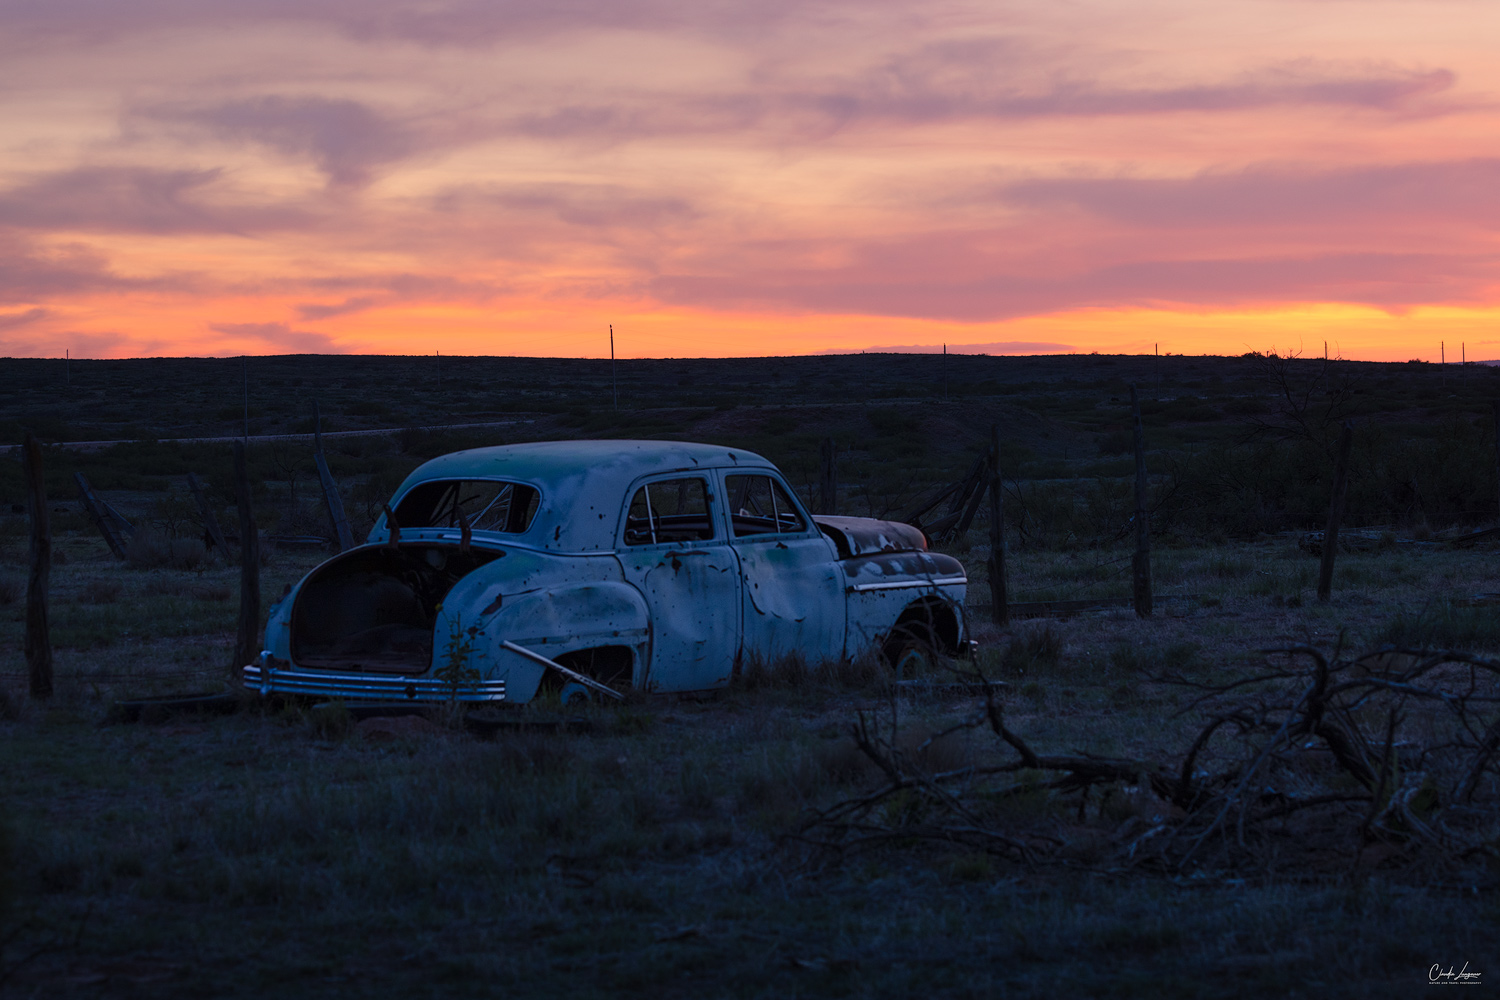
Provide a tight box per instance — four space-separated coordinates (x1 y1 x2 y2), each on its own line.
721 470 845 666
614 473 741 692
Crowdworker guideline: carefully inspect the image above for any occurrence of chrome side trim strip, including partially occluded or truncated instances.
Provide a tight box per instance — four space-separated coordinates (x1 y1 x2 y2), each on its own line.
848 577 968 593
243 664 506 702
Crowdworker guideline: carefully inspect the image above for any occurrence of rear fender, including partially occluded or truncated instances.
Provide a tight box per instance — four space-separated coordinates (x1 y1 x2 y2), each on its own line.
465 581 651 703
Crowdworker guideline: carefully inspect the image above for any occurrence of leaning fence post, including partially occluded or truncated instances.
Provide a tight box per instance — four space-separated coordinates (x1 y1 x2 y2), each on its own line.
23 434 53 699
819 436 838 515
1131 385 1153 618
75 471 127 559
1317 422 1355 603
313 401 354 550
987 424 1009 626
232 441 261 672
187 472 230 556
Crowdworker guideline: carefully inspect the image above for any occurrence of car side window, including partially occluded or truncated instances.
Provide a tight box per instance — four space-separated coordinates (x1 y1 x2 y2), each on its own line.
725 474 808 537
624 477 715 546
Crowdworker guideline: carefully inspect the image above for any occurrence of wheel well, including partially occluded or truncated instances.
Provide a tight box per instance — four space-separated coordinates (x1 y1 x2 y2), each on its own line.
537 645 635 694
885 598 962 658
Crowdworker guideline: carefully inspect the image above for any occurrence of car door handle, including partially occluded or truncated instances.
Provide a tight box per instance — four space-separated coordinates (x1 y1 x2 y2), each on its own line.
663 549 712 571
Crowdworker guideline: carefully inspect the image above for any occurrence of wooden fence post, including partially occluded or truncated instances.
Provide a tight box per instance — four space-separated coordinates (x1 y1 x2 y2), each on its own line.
819 437 838 516
1492 401 1500 523
1317 422 1355 603
313 401 355 550
23 434 53 699
232 441 261 671
187 473 230 555
75 472 127 559
954 456 990 539
1131 385 1153 618
987 424 1009 626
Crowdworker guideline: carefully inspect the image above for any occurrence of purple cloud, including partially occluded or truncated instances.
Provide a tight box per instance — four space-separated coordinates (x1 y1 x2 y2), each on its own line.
431 183 696 229
653 247 1499 322
847 47 1458 120
147 96 415 188
0 167 309 233
296 296 377 320
0 0 818 48
0 306 47 330
208 320 342 352
0 234 140 304
1002 159 1500 228
818 341 1073 355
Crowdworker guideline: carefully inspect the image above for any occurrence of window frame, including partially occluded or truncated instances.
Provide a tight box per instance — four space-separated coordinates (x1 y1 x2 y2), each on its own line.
720 470 816 541
617 473 721 549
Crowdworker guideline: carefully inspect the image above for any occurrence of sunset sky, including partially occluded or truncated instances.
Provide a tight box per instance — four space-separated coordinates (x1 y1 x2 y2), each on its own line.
1 0 1498 361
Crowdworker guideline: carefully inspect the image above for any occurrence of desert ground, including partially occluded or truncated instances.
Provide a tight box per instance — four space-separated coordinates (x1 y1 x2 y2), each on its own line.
3 351 1498 997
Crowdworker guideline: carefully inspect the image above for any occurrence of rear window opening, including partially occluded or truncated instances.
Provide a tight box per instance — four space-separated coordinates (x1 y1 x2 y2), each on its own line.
291 546 503 673
394 479 540 533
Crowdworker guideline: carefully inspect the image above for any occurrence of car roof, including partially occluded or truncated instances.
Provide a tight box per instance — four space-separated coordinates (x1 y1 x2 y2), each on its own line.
390 439 778 552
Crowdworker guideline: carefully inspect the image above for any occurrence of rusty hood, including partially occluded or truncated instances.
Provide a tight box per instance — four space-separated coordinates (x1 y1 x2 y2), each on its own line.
813 515 927 560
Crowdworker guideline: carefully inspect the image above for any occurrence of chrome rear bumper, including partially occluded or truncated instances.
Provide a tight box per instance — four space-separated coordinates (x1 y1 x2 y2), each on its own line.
243 662 506 702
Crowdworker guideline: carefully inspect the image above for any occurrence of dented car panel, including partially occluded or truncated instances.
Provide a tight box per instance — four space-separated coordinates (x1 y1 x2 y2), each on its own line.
248 440 968 704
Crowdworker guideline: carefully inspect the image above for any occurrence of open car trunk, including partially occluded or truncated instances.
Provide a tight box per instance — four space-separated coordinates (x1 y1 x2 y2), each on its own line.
290 545 502 673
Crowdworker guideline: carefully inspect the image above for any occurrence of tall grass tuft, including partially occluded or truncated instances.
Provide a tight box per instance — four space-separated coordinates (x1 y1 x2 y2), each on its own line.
1109 640 1201 674
0 572 21 606
1375 603 1500 651
124 531 208 571
78 577 122 604
1001 622 1064 675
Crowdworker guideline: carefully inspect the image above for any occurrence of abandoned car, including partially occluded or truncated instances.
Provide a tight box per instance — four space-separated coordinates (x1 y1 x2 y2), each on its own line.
245 440 969 704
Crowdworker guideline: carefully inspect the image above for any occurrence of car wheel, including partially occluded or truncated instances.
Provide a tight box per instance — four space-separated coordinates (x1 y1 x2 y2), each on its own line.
885 628 936 681
559 682 592 707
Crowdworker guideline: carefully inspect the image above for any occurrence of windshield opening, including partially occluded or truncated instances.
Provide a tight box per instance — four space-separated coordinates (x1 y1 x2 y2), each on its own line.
393 479 540 533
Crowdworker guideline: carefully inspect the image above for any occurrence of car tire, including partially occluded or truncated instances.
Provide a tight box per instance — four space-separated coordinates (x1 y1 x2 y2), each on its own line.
885 627 936 681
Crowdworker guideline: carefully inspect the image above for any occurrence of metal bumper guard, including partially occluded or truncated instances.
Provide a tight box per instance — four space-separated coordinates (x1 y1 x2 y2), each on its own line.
244 660 506 702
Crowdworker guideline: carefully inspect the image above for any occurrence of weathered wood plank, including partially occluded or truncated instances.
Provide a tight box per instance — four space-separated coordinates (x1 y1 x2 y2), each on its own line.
75 471 127 559
187 472 230 555
232 441 261 671
1131 384 1152 619
986 423 1008 627
24 434 53 699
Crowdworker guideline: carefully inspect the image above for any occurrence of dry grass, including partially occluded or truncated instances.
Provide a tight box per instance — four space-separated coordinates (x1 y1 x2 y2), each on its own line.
0 572 22 606
123 531 210 572
3 533 1499 996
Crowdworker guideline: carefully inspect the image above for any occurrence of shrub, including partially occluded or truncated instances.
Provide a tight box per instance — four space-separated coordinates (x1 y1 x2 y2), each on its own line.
1375 604 1500 651
1001 622 1064 675
124 531 208 571
78 577 122 604
736 651 811 690
1109 640 1200 674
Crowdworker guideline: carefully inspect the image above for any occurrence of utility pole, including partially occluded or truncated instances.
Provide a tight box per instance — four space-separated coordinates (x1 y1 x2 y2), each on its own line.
242 355 249 443
610 324 618 409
